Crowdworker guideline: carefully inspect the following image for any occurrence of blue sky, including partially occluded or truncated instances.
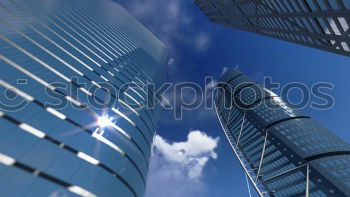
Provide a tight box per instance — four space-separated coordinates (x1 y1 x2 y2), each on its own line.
118 1 350 197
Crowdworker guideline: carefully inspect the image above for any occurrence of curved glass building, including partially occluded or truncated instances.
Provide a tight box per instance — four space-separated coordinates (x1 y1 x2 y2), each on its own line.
0 0 167 196
215 69 350 196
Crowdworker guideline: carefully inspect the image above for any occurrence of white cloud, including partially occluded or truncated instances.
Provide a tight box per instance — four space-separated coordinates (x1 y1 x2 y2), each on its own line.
124 0 187 41
145 130 219 197
154 130 219 167
167 1 180 17
205 79 218 104
122 0 210 52
167 58 177 73
205 79 218 92
194 32 211 51
168 58 175 66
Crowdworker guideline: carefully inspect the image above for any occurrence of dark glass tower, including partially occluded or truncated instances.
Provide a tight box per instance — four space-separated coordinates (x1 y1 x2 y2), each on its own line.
0 0 167 197
215 69 350 196
194 0 350 56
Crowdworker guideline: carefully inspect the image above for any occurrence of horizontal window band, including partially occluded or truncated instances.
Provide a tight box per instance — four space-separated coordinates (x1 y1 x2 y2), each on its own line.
233 83 258 96
1 24 152 128
0 152 98 197
104 65 156 127
0 11 152 185
240 96 277 109
58 7 123 57
19 123 46 138
117 98 154 140
225 73 243 85
13 162 37 175
0 2 160 193
2 113 22 125
0 34 70 83
37 171 72 188
46 107 66 120
304 151 350 162
70 81 155 138
0 113 146 188
111 108 151 147
50 9 115 60
1 60 152 166
80 73 156 135
130 138 149 164
1 55 56 90
72 82 151 142
115 65 151 95
0 80 34 101
0 83 93 134
265 116 310 129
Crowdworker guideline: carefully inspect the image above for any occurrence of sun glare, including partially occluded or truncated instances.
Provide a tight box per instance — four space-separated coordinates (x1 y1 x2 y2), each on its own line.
97 116 112 128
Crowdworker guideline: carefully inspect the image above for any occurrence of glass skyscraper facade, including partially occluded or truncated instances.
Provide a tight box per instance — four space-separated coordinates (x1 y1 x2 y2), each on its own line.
0 0 167 197
215 69 350 197
194 0 350 56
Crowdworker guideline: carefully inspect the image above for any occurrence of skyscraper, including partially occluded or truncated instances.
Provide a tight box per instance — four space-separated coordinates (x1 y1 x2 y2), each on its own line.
194 0 350 56
0 0 167 197
215 69 350 196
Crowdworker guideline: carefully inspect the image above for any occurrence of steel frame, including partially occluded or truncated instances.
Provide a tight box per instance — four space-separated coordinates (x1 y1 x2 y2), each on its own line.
214 102 310 197
195 0 350 56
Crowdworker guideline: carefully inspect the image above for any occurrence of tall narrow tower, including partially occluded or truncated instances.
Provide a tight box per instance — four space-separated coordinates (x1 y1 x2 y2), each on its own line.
215 69 350 196
0 0 167 196
194 0 350 56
